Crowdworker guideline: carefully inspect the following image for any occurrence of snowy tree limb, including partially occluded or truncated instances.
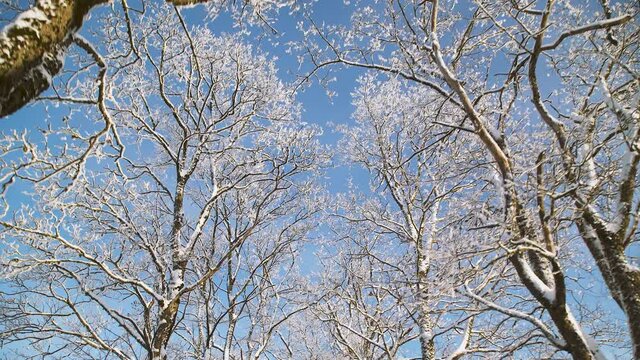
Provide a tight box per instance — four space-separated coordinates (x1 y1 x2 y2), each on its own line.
0 0 107 117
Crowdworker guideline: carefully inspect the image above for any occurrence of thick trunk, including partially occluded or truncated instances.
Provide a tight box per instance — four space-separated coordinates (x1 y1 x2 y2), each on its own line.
508 201 603 360
417 288 435 360
0 0 106 117
613 263 640 358
507 172 602 359
418 318 435 360
526 0 638 354
600 235 640 358
428 9 607 356
149 267 185 359
0 0 213 118
149 297 181 360
510 255 599 359
223 255 237 360
577 217 640 357
547 305 603 360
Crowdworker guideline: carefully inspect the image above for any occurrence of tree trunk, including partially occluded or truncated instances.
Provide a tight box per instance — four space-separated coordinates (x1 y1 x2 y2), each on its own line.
416 248 435 360
430 44 604 357
418 316 435 360
417 291 435 360
223 313 237 360
511 255 602 360
0 0 107 117
610 259 640 359
0 0 213 118
150 297 181 360
576 217 640 358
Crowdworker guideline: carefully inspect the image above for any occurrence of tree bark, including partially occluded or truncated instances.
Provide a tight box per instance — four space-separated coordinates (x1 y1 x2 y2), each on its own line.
417 251 435 360
577 216 640 358
0 0 107 117
0 0 212 118
149 297 181 360
511 255 602 360
427 7 604 355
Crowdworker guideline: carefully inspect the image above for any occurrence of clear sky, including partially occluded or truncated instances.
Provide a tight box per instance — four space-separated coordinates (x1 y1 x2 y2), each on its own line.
0 2 381 357
0 0 633 358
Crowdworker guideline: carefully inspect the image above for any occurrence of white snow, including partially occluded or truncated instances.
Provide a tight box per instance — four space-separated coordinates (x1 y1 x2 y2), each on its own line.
2 6 51 41
520 256 556 303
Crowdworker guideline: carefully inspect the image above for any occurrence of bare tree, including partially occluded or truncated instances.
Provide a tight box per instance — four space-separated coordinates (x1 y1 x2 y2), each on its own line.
327 75 484 359
0 5 324 359
0 0 296 118
298 0 637 357
185 190 319 359
312 243 420 359
1 0 636 358
312 73 621 359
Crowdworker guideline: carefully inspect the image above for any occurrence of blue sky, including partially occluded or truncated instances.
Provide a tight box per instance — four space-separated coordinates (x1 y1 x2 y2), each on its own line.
0 0 366 193
0 2 379 357
0 0 635 358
